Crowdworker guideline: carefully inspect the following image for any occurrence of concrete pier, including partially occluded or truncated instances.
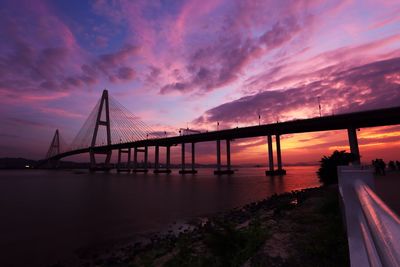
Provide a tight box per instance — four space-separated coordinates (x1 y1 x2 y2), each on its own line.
275 135 286 175
154 145 172 174
191 143 197 172
347 128 360 165
181 142 185 171
133 147 137 169
179 143 197 174
155 146 159 170
227 139 231 171
117 148 131 173
144 146 148 169
131 146 149 173
166 145 171 170
214 139 234 175
265 135 275 175
216 139 221 171
265 135 286 176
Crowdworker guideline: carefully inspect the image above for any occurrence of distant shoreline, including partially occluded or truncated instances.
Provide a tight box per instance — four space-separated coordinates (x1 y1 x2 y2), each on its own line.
0 157 320 170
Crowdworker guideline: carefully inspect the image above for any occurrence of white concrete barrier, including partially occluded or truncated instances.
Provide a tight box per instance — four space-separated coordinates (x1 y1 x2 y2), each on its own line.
338 166 400 267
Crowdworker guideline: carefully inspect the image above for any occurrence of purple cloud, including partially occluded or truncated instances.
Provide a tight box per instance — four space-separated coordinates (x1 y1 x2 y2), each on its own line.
160 16 305 95
194 56 400 126
0 2 139 96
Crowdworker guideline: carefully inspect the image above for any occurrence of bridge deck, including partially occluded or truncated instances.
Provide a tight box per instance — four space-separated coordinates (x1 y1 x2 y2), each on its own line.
50 106 400 160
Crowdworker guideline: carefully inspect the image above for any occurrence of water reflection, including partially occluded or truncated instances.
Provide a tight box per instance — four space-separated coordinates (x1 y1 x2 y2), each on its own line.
0 166 319 266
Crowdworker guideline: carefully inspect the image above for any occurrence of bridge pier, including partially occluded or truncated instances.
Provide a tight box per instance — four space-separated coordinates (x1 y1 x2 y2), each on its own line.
144 146 148 169
191 142 196 172
265 135 286 176
179 143 197 174
133 147 138 169
117 148 131 173
166 145 171 170
227 139 231 171
90 149 112 172
275 135 286 175
265 135 274 175
154 145 172 174
132 146 149 173
347 128 360 165
154 145 159 170
214 139 234 175
216 139 221 171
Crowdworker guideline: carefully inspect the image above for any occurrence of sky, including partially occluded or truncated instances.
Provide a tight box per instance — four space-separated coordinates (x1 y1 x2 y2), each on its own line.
0 0 399 165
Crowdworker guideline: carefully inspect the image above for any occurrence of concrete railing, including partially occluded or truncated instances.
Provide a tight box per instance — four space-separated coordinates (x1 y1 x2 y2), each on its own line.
338 166 400 267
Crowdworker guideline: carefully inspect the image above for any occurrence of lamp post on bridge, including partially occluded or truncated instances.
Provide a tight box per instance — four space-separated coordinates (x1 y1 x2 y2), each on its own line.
318 96 322 117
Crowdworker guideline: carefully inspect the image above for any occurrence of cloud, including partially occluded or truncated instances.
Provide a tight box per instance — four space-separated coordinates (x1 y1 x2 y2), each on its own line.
90 0 320 95
243 34 400 95
117 67 136 80
0 89 69 104
0 1 139 97
160 16 305 95
194 56 400 126
38 107 84 119
7 117 51 128
145 66 162 84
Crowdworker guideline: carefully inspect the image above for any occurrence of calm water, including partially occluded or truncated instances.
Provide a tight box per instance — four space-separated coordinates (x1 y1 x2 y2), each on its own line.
0 166 319 267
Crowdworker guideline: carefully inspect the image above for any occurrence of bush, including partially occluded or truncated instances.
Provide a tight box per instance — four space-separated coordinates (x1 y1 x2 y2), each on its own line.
317 150 355 185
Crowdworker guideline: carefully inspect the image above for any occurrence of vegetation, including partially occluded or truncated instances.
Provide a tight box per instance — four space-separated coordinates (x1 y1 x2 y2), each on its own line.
164 218 268 267
282 187 349 267
317 150 355 185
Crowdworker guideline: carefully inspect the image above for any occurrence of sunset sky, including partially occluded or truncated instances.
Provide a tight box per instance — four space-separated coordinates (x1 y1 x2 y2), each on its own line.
0 0 399 165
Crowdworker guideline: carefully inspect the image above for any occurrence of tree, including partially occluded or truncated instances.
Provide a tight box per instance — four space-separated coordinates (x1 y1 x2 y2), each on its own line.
317 150 356 186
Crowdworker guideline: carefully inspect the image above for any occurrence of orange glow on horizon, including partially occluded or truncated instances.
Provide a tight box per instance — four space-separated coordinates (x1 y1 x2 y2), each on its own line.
223 126 400 165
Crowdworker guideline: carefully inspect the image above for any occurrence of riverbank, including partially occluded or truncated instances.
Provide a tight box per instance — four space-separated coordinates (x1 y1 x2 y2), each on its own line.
55 185 349 267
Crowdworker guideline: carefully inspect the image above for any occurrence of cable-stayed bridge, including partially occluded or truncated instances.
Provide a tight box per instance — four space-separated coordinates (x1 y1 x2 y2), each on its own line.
42 89 400 175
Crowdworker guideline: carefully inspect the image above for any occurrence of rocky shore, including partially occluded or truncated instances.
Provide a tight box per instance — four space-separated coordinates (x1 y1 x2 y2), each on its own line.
52 186 349 267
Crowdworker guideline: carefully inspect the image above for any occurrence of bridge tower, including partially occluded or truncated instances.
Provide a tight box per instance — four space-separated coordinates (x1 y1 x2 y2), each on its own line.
46 129 60 158
44 129 61 168
90 89 112 171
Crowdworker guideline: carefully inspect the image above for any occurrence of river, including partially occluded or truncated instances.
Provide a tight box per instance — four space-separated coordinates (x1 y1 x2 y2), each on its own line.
0 166 320 267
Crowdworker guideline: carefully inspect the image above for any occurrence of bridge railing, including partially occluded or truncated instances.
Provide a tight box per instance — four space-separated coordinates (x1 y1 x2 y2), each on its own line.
338 166 400 267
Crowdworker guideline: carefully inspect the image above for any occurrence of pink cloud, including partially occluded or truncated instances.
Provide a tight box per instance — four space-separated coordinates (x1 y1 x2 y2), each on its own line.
168 0 223 47
243 34 400 95
0 0 141 101
194 56 400 126
0 89 69 104
38 107 84 119
368 7 400 30
160 16 305 95
90 0 325 95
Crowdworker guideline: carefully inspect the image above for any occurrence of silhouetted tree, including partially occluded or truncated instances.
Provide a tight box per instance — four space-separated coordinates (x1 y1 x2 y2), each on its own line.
317 150 356 186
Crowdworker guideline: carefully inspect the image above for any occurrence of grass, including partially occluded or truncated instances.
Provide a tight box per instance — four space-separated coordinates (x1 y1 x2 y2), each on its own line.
282 187 349 267
165 217 268 267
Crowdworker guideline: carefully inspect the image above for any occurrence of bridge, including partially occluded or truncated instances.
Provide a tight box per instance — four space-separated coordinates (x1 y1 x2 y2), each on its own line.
43 89 400 175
